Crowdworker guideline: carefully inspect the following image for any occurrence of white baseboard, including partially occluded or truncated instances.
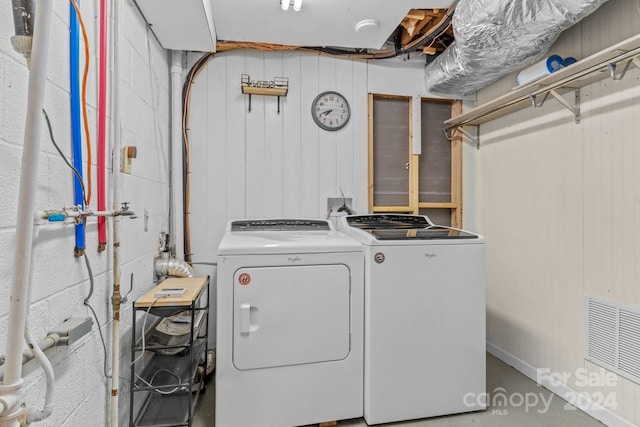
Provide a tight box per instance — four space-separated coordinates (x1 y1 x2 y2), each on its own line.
487 341 637 427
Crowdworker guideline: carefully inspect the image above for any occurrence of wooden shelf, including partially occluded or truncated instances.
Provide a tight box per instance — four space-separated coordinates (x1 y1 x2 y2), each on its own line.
240 74 289 113
135 277 208 309
445 33 640 130
240 85 288 96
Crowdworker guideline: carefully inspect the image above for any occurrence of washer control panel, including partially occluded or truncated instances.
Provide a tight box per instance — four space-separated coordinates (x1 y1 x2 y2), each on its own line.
346 214 431 229
231 219 331 231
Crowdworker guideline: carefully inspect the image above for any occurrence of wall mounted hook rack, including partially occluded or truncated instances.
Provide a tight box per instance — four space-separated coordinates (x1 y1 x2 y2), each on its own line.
241 74 289 114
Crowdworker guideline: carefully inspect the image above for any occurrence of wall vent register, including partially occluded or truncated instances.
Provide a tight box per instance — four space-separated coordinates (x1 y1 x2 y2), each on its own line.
585 295 640 385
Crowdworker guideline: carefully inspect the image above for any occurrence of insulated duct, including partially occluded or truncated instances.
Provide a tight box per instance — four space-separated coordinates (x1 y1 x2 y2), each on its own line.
424 0 610 96
154 253 197 278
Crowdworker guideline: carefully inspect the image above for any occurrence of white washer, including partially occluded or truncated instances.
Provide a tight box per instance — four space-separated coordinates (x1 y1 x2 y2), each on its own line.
216 219 364 427
339 214 486 425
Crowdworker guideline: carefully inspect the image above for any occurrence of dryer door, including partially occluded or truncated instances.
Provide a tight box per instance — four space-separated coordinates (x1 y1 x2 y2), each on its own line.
233 264 351 370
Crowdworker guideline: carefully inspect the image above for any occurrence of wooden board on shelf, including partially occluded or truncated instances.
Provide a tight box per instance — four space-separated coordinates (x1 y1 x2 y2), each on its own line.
135 277 208 308
241 85 288 96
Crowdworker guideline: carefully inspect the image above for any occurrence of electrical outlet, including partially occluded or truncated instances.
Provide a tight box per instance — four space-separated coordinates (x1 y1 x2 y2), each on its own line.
120 145 137 174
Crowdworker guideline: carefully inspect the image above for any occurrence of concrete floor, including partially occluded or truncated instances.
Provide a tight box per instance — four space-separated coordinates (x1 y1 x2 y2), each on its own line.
192 353 605 427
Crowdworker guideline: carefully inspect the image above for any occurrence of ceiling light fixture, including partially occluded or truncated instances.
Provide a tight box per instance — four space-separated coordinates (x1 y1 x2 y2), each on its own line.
293 0 303 12
281 0 289 11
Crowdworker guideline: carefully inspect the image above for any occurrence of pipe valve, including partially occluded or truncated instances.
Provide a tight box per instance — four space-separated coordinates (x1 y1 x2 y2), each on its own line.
119 202 136 218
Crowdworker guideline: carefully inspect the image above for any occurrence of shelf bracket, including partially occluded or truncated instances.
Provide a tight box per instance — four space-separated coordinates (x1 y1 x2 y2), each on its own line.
531 90 580 123
549 89 581 124
443 126 479 147
529 92 550 109
608 61 632 81
459 127 480 148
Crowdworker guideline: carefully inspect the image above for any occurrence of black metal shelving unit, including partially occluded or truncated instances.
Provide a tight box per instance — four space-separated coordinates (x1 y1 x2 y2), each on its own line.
130 277 209 427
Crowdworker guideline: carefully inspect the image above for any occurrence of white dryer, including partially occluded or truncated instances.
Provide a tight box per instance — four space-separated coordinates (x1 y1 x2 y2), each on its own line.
216 219 364 427
339 214 486 425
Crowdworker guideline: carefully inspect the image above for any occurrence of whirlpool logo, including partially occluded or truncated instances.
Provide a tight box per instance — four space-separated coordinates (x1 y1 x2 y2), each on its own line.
424 253 437 259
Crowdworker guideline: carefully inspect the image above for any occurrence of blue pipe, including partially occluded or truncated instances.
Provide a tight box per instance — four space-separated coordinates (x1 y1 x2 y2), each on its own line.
70 1 85 256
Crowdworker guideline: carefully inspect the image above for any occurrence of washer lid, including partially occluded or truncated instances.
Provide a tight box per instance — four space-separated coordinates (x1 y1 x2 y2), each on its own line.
367 226 479 240
345 214 433 229
218 218 362 255
339 214 484 245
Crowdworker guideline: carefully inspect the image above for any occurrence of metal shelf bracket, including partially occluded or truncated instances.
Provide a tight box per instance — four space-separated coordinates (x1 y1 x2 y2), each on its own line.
528 89 581 124
444 126 479 148
608 61 632 80
529 92 550 109
549 89 581 124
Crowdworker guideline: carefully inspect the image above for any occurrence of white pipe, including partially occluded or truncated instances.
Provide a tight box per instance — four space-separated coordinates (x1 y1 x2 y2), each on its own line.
0 1 52 425
109 0 123 425
0 394 20 424
170 51 184 260
37 208 136 221
23 225 54 424
0 335 60 382
24 328 54 423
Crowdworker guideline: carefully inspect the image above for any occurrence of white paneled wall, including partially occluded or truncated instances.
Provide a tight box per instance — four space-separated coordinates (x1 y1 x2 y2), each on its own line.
188 51 370 344
187 51 367 307
0 1 171 426
189 50 368 237
187 50 452 254
188 50 477 347
476 0 640 425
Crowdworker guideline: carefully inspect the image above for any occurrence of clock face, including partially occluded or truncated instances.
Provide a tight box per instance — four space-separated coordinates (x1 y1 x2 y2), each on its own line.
311 91 350 131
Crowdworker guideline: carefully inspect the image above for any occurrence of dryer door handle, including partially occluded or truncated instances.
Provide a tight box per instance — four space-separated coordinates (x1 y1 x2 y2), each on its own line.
240 303 251 334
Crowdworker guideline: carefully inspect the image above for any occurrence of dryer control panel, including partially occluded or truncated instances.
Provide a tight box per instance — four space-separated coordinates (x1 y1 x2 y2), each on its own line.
231 219 331 231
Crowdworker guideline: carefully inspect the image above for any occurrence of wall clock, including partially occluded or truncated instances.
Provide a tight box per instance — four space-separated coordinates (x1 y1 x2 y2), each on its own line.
311 91 351 131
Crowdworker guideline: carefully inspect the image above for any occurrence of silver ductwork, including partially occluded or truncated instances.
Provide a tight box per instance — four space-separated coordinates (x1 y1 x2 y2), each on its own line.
424 0 610 96
154 253 197 278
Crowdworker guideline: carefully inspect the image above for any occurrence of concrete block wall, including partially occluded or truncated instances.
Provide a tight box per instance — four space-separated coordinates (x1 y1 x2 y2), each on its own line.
0 0 171 425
